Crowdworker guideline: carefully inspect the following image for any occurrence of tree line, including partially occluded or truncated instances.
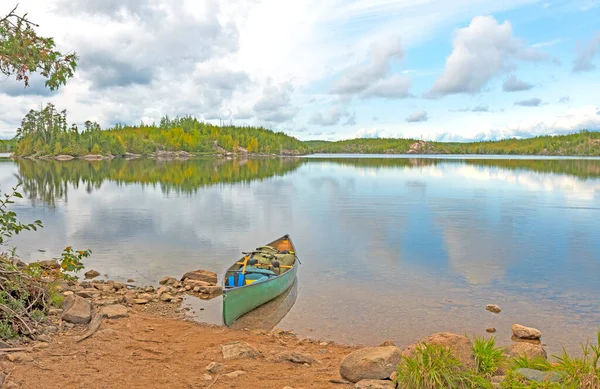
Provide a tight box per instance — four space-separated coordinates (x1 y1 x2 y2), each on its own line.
10 104 309 157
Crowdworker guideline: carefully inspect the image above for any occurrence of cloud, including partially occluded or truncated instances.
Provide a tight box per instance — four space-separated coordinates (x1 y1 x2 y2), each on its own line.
502 75 534 92
515 98 542 107
573 33 600 72
597 109 600 116
253 81 298 123
309 105 354 126
559 96 570 103
0 74 58 97
355 128 383 138
471 105 490 112
531 38 562 48
428 16 545 97
332 38 411 99
406 110 428 122
373 116 379 121
344 112 357 126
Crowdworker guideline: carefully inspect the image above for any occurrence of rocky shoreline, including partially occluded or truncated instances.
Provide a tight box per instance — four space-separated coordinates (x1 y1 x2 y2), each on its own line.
1 260 581 388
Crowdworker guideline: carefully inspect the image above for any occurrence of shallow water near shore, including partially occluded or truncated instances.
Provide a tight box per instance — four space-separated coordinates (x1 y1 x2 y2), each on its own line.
1 155 599 356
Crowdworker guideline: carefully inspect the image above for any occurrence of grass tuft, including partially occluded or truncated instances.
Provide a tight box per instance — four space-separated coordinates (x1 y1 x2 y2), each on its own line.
472 335 506 377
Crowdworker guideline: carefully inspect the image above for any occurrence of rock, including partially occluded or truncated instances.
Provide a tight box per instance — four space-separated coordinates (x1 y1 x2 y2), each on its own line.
486 304 502 314
508 343 547 360
203 374 213 381
112 282 125 290
199 285 223 298
75 290 98 299
48 308 63 316
181 269 218 285
184 285 192 291
402 332 475 370
193 286 201 293
516 368 561 383
160 293 174 302
491 376 505 384
124 291 136 304
389 371 397 381
159 276 178 286
205 362 224 374
84 269 101 279
354 380 395 389
145 286 155 293
7 352 33 363
63 291 74 297
156 286 170 296
512 324 542 340
183 279 213 288
267 351 319 364
37 334 52 343
486 328 497 333
38 259 60 270
379 340 396 347
133 299 150 304
221 341 261 360
339 346 402 383
61 295 92 324
127 278 135 283
101 304 129 319
223 370 246 379
138 293 153 300
283 387 294 389
44 325 59 334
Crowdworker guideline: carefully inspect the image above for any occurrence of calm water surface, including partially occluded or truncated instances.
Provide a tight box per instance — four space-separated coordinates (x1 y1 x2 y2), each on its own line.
1 155 599 355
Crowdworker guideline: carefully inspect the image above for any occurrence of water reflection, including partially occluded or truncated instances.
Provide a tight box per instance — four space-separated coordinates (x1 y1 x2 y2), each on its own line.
2 156 600 356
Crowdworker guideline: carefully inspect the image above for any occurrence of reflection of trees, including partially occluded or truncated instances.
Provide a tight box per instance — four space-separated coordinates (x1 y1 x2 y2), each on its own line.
306 157 600 179
16 157 303 206
15 157 600 207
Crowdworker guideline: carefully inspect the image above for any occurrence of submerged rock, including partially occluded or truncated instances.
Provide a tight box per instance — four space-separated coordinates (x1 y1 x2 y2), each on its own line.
512 324 542 340
339 346 402 383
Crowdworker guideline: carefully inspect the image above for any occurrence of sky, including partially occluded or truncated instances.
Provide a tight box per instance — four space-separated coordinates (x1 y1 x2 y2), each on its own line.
1 0 599 142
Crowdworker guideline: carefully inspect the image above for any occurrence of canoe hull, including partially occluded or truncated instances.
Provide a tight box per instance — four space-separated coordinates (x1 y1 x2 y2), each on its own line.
222 235 298 326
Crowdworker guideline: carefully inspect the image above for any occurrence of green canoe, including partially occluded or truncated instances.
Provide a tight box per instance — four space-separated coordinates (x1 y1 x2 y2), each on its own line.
222 234 299 326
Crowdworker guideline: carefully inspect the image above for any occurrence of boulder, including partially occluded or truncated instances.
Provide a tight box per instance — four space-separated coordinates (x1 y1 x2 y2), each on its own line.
84 270 101 279
354 380 395 389
221 341 261 360
267 351 319 364
512 324 541 340
486 304 501 314
402 332 475 370
181 269 218 285
339 346 402 383
508 343 547 360
61 295 92 324
101 304 129 319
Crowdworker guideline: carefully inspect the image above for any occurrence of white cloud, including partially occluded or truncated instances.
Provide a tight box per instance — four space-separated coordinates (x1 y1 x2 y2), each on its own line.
309 105 354 126
502 75 534 92
355 128 383 138
515 98 542 107
406 110 429 123
428 16 545 97
573 32 600 72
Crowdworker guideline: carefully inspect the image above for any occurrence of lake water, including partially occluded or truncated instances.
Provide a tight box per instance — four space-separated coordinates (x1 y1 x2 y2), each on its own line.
1 155 599 356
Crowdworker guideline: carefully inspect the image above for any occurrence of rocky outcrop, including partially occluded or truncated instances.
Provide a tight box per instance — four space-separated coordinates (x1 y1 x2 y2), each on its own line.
402 332 475 370
512 324 542 340
221 341 261 360
508 342 547 360
339 346 403 383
